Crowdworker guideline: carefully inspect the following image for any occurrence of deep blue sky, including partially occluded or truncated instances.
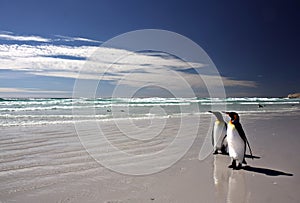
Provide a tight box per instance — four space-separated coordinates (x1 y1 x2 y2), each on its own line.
0 0 299 97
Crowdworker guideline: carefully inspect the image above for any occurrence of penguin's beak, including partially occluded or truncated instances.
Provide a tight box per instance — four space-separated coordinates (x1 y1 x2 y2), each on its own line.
222 111 229 115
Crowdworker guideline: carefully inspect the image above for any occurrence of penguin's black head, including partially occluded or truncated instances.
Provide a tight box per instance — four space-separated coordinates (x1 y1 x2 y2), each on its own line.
208 111 224 121
224 112 240 123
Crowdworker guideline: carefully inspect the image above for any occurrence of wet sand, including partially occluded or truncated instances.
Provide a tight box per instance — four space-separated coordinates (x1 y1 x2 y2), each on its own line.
0 111 299 202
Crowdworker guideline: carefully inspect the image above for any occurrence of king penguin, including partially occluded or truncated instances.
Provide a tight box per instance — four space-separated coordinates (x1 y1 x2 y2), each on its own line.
208 111 228 154
224 112 253 169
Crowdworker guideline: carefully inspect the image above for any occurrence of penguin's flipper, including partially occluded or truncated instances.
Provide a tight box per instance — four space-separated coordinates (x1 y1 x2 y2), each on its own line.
235 123 254 159
220 134 228 154
219 122 227 154
222 122 228 146
221 134 227 145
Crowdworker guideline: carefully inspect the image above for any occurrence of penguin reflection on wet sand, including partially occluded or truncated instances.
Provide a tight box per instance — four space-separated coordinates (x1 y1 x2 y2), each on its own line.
224 112 253 170
208 111 228 154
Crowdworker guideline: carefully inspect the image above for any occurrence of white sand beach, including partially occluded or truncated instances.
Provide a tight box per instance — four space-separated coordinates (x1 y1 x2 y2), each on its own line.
0 111 299 202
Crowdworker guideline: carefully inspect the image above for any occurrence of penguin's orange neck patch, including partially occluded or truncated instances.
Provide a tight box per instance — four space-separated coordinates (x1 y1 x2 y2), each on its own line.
229 120 235 127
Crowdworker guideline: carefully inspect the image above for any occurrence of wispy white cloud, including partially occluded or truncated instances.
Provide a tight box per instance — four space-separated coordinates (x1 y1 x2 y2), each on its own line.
0 43 202 74
0 87 69 94
0 32 102 44
0 33 257 97
0 33 51 42
0 31 14 34
222 77 257 87
0 44 97 59
0 87 29 93
55 35 102 43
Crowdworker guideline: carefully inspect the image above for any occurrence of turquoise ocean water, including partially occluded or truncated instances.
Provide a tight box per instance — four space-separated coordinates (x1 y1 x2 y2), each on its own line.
0 97 299 127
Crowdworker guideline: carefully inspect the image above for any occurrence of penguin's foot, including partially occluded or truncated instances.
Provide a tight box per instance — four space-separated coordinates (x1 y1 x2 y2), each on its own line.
242 158 247 165
228 160 236 168
213 150 218 155
233 163 242 170
228 164 235 168
220 146 227 154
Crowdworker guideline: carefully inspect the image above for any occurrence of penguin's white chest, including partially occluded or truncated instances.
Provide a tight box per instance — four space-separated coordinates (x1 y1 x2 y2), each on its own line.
227 123 245 161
